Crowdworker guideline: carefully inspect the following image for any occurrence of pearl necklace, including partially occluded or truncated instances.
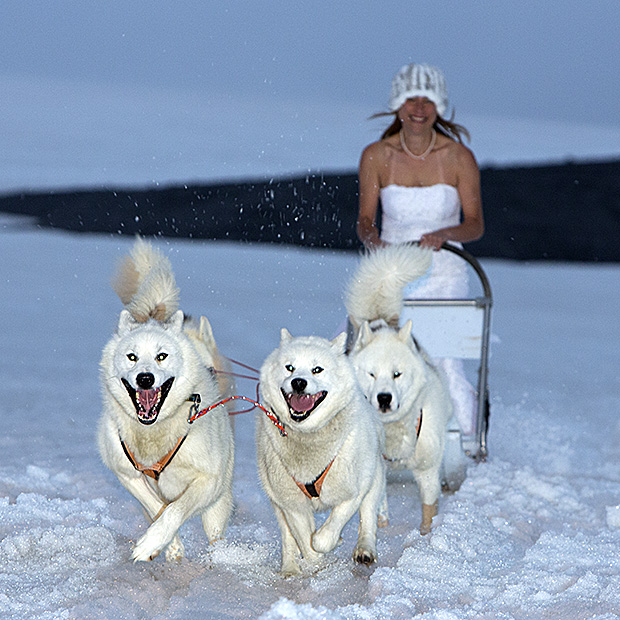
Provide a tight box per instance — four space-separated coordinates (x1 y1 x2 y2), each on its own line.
399 129 436 161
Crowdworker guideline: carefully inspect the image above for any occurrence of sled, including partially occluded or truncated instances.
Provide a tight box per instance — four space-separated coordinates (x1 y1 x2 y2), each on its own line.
400 243 492 462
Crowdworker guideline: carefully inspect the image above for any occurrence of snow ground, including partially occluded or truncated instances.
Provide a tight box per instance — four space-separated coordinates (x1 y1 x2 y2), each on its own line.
1 221 620 619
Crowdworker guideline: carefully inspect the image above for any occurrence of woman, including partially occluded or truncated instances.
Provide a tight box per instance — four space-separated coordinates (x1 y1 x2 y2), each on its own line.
356 63 484 435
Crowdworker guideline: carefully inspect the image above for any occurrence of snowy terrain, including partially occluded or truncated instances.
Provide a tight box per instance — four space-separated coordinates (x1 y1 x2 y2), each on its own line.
1 223 620 619
2 41 620 617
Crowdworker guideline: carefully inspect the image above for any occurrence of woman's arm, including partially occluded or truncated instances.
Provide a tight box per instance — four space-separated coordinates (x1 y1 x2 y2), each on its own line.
419 145 484 250
357 144 387 249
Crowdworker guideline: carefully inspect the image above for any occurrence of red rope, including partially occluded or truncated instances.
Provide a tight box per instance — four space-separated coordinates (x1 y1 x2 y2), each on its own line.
193 358 285 433
224 357 261 376
188 395 287 437
211 360 262 414
224 382 262 414
213 370 260 382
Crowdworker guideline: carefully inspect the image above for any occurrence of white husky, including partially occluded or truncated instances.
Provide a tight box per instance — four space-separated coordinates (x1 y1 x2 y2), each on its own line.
256 330 386 576
98 238 234 562
345 243 456 534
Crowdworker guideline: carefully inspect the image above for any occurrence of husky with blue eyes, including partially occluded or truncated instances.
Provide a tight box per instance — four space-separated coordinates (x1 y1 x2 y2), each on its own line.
98 238 234 563
256 329 386 576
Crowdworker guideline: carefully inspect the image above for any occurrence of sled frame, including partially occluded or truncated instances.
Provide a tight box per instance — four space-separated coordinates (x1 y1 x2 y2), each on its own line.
401 243 492 462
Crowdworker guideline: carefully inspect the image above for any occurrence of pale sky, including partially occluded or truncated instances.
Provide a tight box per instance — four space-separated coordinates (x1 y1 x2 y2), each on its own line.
1 0 618 126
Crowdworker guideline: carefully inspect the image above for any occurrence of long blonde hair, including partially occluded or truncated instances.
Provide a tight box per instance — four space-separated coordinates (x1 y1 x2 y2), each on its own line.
373 111 470 144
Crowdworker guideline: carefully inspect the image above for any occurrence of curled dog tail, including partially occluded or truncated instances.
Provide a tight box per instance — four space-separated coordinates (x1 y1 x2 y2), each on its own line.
112 237 180 322
345 243 431 329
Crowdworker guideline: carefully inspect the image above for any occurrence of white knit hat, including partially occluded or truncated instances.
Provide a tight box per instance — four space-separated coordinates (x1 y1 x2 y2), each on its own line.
388 63 448 117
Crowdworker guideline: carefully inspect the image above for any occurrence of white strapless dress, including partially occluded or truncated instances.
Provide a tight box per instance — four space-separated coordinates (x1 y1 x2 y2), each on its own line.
380 183 475 434
380 184 468 298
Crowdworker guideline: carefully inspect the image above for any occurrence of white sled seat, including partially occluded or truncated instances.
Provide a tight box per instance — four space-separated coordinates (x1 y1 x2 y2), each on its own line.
401 244 493 461
401 299 485 359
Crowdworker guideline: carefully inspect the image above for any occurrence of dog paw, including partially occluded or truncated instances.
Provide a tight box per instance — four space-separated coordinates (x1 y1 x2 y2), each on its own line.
132 541 161 562
280 561 302 578
377 514 390 528
311 529 342 554
132 526 169 562
353 545 377 566
420 502 437 536
165 536 185 563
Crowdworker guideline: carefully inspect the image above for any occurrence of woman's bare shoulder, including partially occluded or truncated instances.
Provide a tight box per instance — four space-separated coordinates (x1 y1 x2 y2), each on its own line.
362 137 395 157
451 138 477 163
438 136 478 169
360 137 398 171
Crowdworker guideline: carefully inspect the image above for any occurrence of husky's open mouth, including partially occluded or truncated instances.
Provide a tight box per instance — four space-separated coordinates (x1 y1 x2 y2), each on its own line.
122 377 175 425
282 389 327 422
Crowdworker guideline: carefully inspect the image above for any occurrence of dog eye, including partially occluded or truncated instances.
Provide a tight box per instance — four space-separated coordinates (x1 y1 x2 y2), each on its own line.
312 366 324 374
368 372 375 378
156 353 168 362
127 353 138 362
393 371 402 379
285 364 295 372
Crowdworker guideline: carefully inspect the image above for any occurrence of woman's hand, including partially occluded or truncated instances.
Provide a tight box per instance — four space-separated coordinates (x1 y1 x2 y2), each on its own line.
419 232 447 250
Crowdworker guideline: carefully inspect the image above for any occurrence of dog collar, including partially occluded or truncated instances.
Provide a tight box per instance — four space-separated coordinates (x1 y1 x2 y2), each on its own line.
120 435 187 481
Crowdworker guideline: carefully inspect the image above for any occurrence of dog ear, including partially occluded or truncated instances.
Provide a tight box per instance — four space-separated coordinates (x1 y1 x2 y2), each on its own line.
349 331 362 355
166 309 185 332
398 319 413 342
350 321 371 354
117 309 138 335
280 328 293 343
361 321 374 345
199 316 217 351
331 331 347 353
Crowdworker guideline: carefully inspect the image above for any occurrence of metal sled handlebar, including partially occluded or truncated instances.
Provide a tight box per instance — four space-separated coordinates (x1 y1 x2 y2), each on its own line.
439 242 493 302
405 242 493 461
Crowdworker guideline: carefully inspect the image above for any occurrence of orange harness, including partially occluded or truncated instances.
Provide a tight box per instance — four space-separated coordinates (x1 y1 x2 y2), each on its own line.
293 459 335 499
415 409 423 438
120 435 187 481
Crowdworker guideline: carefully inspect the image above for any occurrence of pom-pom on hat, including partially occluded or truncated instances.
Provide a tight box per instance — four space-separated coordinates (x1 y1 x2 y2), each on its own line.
388 63 448 117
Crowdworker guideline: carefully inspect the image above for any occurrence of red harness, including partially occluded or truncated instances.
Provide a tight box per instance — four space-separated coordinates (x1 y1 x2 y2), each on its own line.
120 435 187 481
293 459 335 499
120 390 287 480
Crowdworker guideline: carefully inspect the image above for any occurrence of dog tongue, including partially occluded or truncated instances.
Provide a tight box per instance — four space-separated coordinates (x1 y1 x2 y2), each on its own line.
138 389 159 413
289 393 316 412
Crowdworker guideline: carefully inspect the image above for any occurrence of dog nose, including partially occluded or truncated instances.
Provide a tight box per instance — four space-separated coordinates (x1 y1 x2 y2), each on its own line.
136 373 155 389
377 392 392 412
291 378 307 393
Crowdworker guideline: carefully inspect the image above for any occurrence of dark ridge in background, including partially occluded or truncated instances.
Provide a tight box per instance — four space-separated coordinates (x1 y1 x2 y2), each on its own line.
1 159 618 261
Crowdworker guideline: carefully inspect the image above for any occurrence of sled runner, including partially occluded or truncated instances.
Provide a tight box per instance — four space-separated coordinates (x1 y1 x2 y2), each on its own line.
400 243 492 461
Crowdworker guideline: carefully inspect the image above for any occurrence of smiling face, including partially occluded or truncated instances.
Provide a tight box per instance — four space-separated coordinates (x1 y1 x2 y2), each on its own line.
399 97 437 132
280 364 328 423
260 331 352 433
104 311 188 426
113 328 183 425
